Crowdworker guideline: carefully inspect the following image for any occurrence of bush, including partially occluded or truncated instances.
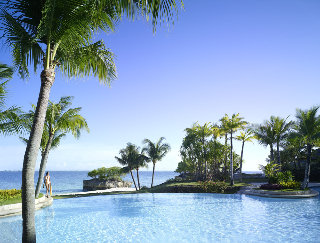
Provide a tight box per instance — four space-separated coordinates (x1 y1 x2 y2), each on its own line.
200 181 229 193
0 189 21 201
279 181 301 190
88 167 126 181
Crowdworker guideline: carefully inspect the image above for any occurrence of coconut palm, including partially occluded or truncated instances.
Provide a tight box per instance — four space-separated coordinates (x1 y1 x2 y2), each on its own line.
0 1 181 240
222 113 247 185
115 144 139 191
142 137 171 187
133 151 149 190
291 107 320 189
33 96 88 198
220 115 230 179
236 129 256 182
269 116 293 168
255 122 276 162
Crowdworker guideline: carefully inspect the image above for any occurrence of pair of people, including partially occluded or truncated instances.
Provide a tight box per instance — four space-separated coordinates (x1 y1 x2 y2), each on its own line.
43 172 52 197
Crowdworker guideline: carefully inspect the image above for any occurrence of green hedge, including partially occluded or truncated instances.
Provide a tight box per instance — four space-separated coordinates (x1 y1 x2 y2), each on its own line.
0 189 21 201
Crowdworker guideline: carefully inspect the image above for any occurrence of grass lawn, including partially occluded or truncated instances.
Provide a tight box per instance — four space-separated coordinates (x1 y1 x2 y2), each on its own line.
52 181 253 200
0 193 44 206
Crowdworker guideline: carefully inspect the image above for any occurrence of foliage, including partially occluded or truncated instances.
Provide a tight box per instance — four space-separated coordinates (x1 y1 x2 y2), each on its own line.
260 161 279 182
200 181 229 193
278 181 301 190
87 166 126 181
0 189 21 201
0 64 25 135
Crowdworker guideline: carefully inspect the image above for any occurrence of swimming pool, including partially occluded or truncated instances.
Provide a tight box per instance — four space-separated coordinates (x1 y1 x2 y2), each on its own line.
1 191 320 242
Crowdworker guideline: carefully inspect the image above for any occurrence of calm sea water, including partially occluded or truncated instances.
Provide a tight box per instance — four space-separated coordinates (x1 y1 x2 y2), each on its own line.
0 171 178 193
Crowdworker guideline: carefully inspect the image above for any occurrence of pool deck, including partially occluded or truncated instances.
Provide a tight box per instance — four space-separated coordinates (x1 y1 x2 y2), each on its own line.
0 196 53 218
53 187 137 197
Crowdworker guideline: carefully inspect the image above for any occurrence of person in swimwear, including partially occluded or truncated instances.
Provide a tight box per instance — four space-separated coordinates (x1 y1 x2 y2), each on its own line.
44 171 51 197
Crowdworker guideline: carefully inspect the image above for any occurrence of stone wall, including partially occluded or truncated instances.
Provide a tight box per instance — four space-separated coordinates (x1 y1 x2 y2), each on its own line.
83 179 132 191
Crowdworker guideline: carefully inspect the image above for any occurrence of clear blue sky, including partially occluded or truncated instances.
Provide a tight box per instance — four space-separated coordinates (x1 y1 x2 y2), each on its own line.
0 0 319 171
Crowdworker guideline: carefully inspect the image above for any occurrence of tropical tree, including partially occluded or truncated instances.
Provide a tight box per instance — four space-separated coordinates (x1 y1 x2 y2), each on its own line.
115 143 139 191
236 128 255 182
142 137 171 187
0 1 181 241
115 143 149 190
269 116 293 168
222 113 247 185
255 122 276 162
0 64 24 135
220 115 230 179
21 96 89 198
291 107 320 189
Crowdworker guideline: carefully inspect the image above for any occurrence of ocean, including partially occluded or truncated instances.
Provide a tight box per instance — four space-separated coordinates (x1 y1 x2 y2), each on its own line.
0 171 179 194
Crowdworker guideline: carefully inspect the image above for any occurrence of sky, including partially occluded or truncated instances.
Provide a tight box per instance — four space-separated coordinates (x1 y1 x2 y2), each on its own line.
0 0 319 171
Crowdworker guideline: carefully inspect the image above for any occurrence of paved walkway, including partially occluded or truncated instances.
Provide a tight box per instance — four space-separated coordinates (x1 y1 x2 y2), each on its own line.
54 187 136 197
0 196 53 218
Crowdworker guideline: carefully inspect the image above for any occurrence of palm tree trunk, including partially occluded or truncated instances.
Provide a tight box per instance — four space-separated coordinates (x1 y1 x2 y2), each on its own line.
130 170 138 191
302 144 312 189
22 68 55 243
277 141 281 170
270 145 274 162
224 134 228 180
239 140 244 182
136 168 141 190
35 133 55 198
151 162 156 188
230 130 234 186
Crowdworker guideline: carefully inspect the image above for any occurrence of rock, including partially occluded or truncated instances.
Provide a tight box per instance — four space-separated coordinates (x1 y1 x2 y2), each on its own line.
83 178 132 191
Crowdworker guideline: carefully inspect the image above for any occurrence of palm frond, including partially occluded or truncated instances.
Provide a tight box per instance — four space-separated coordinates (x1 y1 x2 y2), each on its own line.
0 8 44 77
58 40 116 85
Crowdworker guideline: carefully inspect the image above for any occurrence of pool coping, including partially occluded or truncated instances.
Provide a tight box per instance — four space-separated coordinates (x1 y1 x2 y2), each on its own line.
53 187 136 197
0 196 53 218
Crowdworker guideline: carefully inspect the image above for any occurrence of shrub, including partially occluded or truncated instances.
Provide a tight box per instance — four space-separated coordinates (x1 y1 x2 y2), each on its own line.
279 181 301 190
0 189 21 201
88 167 126 181
200 181 229 193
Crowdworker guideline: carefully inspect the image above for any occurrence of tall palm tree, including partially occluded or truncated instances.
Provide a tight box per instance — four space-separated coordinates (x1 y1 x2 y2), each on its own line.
292 107 320 189
142 137 171 187
255 122 276 162
33 96 88 198
236 129 255 182
269 116 293 168
0 64 24 135
220 115 230 180
0 1 181 241
115 143 139 191
222 113 247 185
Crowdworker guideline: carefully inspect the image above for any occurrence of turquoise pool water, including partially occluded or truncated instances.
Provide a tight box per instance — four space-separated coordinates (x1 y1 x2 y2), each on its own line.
1 191 320 243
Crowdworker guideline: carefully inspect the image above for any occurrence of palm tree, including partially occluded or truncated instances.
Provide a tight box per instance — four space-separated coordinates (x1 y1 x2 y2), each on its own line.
220 115 230 180
292 107 320 189
0 1 181 241
222 113 247 185
133 150 149 190
255 122 276 162
142 137 171 187
269 116 293 168
115 143 139 191
0 64 24 135
236 129 255 182
29 96 88 198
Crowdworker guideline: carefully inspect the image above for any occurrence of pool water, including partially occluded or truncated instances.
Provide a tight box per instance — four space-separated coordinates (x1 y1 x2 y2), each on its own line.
1 191 320 243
